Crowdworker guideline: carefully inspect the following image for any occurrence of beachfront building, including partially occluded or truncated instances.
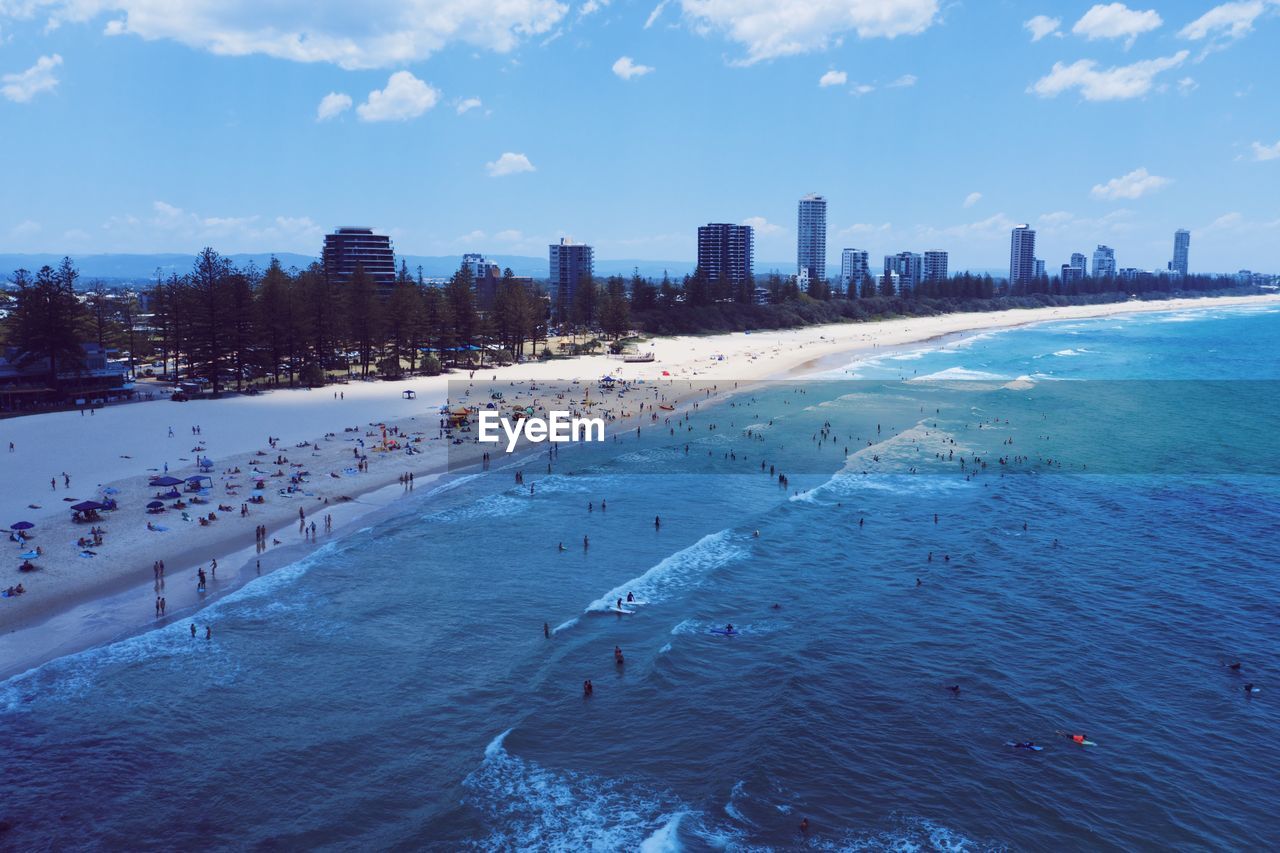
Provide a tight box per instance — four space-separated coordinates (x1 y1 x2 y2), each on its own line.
1170 229 1190 276
1009 225 1036 287
462 254 502 310
797 194 827 282
1093 245 1117 279
923 251 948 282
322 227 396 292
883 252 923 294
1071 252 1088 277
549 238 594 319
0 342 131 411
840 249 870 291
696 223 754 287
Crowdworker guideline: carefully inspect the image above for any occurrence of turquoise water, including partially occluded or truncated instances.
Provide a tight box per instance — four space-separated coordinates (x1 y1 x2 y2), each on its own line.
3 305 1279 850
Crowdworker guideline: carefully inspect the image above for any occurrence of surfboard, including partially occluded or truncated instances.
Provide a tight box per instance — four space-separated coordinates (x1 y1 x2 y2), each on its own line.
1004 742 1043 751
709 628 738 636
610 607 635 615
621 600 648 606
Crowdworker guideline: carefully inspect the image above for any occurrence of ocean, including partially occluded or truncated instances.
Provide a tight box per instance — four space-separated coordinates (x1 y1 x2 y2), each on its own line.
3 304 1278 851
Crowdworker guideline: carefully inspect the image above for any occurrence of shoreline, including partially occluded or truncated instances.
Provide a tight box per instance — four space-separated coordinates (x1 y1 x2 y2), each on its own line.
2 292 1277 682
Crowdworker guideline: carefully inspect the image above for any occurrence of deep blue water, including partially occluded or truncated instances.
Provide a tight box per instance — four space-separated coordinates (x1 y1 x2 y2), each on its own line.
3 304 1279 851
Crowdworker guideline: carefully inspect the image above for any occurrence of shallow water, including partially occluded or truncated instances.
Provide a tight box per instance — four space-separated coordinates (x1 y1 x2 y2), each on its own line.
3 306 1279 850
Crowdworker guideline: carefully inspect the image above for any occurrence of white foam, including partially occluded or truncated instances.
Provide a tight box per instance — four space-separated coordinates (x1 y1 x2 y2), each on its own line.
910 367 1007 382
584 530 747 613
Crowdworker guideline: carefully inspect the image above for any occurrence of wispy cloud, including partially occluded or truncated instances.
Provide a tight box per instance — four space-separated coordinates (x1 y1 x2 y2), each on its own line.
742 216 783 235
963 192 982 208
1090 167 1171 200
887 73 917 88
1029 51 1188 100
1251 139 1280 161
316 91 352 121
456 97 483 115
2 54 62 102
1024 14 1061 41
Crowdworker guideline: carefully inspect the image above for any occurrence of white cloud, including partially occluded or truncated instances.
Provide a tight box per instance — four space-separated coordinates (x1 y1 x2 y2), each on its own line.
456 97 483 114
1179 0 1272 41
579 0 609 16
315 91 352 121
837 222 892 237
3 1 569 70
2 53 62 102
9 219 41 240
963 192 982 208
851 83 875 95
818 69 847 87
356 71 440 122
645 0 670 28
742 216 783 235
678 0 940 64
1024 14 1061 41
1072 4 1163 47
1090 167 1171 200
494 229 525 241
1029 51 1188 101
99 201 323 252
887 73 916 87
1251 139 1280 161
612 56 654 79
1176 76 1198 94
485 152 535 177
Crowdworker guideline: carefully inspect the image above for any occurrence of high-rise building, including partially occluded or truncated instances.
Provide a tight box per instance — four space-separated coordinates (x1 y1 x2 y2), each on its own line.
1093 245 1116 279
883 252 924 293
840 249 870 290
696 223 754 287
1170 229 1190 276
462 252 499 281
1071 252 1088 277
1035 259 1046 279
549 238 594 317
322 227 396 291
797 194 827 282
923 251 949 282
1009 225 1036 286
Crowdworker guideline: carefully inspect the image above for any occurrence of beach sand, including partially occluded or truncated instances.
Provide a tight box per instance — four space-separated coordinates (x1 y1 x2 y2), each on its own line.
2 293 1276 678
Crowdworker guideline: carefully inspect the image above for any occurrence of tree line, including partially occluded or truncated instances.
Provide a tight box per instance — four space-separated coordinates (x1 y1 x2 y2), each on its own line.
1 250 1259 394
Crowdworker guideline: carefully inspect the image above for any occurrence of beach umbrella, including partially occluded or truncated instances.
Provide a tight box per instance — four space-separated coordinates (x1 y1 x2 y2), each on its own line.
146 500 164 509
10 521 34 530
71 501 104 512
149 476 183 487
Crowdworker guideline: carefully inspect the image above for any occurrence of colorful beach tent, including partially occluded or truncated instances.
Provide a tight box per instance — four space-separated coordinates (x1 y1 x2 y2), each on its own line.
71 501 104 512
149 476 183 487
10 521 34 530
146 501 164 509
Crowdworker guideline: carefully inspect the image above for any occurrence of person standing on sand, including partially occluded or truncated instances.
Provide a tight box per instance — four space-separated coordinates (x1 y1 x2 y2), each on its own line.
160 597 166 615
190 623 196 638
205 626 212 640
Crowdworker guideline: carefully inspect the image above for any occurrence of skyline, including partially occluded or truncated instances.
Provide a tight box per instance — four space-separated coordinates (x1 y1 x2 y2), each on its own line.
1 1 1278 271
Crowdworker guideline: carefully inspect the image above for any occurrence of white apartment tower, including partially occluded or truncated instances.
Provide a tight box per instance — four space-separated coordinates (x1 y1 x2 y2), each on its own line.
797 194 827 282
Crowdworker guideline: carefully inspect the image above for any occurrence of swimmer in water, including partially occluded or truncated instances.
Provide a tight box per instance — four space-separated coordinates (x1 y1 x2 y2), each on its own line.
544 622 550 638
654 515 661 529
946 684 960 694
626 592 635 602
558 542 566 552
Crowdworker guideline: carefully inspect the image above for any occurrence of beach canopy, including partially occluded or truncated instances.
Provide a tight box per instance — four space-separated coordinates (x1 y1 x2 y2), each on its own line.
146 500 164 509
71 501 104 512
150 476 183 487
10 521 34 530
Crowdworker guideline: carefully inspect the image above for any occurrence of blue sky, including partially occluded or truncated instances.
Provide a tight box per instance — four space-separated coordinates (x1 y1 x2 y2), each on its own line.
1 0 1277 274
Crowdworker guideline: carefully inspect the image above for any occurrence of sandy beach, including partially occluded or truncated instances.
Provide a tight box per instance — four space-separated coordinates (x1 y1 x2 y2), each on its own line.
2 293 1277 678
